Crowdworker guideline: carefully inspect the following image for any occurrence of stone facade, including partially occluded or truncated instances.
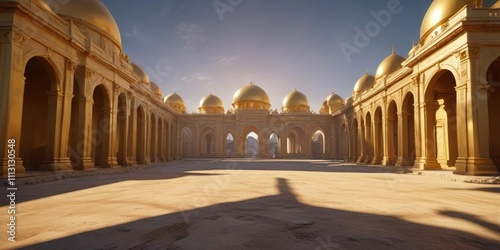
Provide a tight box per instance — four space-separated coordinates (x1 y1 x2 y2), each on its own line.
0 0 499 176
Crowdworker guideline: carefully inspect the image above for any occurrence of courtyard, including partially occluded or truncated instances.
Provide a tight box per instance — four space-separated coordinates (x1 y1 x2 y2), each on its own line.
2 159 499 249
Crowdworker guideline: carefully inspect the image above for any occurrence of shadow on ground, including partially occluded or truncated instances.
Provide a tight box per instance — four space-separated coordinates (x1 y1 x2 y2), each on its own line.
19 178 500 250
3 159 401 205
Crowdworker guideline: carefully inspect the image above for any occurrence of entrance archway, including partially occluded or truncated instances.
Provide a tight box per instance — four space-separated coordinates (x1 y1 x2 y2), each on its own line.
311 130 325 159
373 107 383 165
487 57 500 169
91 85 111 167
20 57 56 170
242 125 260 157
287 127 305 155
225 133 234 157
425 70 458 168
270 132 279 158
403 93 416 166
200 128 216 156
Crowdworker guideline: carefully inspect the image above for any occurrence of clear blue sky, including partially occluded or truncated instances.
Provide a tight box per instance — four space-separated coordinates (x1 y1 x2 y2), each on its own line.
100 0 496 112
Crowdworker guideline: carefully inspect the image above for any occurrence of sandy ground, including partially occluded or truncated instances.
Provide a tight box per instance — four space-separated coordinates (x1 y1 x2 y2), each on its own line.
1 159 499 250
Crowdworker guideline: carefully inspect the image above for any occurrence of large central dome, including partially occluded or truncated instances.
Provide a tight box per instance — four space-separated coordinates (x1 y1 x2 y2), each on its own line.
45 0 122 47
420 0 475 42
232 82 271 110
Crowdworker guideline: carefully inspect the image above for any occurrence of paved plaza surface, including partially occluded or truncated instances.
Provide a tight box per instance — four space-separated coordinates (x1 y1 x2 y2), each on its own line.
2 159 499 250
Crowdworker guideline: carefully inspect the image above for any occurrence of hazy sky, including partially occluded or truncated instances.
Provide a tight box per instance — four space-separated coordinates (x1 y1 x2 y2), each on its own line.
100 0 494 112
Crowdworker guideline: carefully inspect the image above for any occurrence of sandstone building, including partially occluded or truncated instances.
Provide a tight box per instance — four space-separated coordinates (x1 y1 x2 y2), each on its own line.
1 0 499 176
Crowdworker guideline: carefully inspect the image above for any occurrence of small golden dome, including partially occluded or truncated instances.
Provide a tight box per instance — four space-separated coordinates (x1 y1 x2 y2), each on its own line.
326 92 344 106
283 89 309 108
150 82 163 98
199 93 224 114
346 97 354 106
46 0 122 47
165 93 184 105
200 94 224 108
282 89 310 113
232 82 271 110
131 63 150 85
492 1 500 8
165 93 187 113
375 51 405 79
420 0 475 41
354 72 375 94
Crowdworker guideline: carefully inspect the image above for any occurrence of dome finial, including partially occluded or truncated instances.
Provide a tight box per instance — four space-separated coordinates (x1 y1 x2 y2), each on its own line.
392 45 395 54
250 81 253 85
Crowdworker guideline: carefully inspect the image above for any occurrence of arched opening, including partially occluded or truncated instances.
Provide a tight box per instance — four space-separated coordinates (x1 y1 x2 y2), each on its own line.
150 113 157 162
246 132 259 156
269 132 279 158
311 130 325 159
358 117 365 163
403 93 416 166
225 133 234 157
339 123 348 160
364 113 372 163
287 127 305 156
425 70 458 168
373 107 383 164
242 126 260 157
200 128 216 156
387 101 398 165
136 106 146 164
91 85 111 167
181 127 193 157
117 94 127 166
352 118 359 162
20 57 56 170
487 57 500 169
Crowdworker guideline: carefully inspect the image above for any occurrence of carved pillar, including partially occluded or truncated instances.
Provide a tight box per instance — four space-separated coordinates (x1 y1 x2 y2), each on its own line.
128 100 137 165
383 115 395 166
357 115 365 164
455 47 498 175
0 30 27 175
396 111 410 166
74 96 94 169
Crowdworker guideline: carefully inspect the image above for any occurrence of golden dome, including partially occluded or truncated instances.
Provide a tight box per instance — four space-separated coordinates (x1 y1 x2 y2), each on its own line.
353 72 375 94
165 93 186 113
150 82 163 98
282 89 309 108
375 51 405 79
232 82 271 110
282 89 310 113
492 1 500 8
45 0 122 47
326 92 344 106
420 0 475 41
131 63 150 85
199 93 224 114
200 94 224 108
346 97 354 106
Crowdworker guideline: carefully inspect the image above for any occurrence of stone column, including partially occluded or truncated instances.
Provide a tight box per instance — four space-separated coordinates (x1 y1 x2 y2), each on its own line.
383 115 394 166
0 30 26 175
421 102 440 170
128 101 137 165
396 111 410 166
357 117 365 164
74 96 94 169
455 54 497 174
